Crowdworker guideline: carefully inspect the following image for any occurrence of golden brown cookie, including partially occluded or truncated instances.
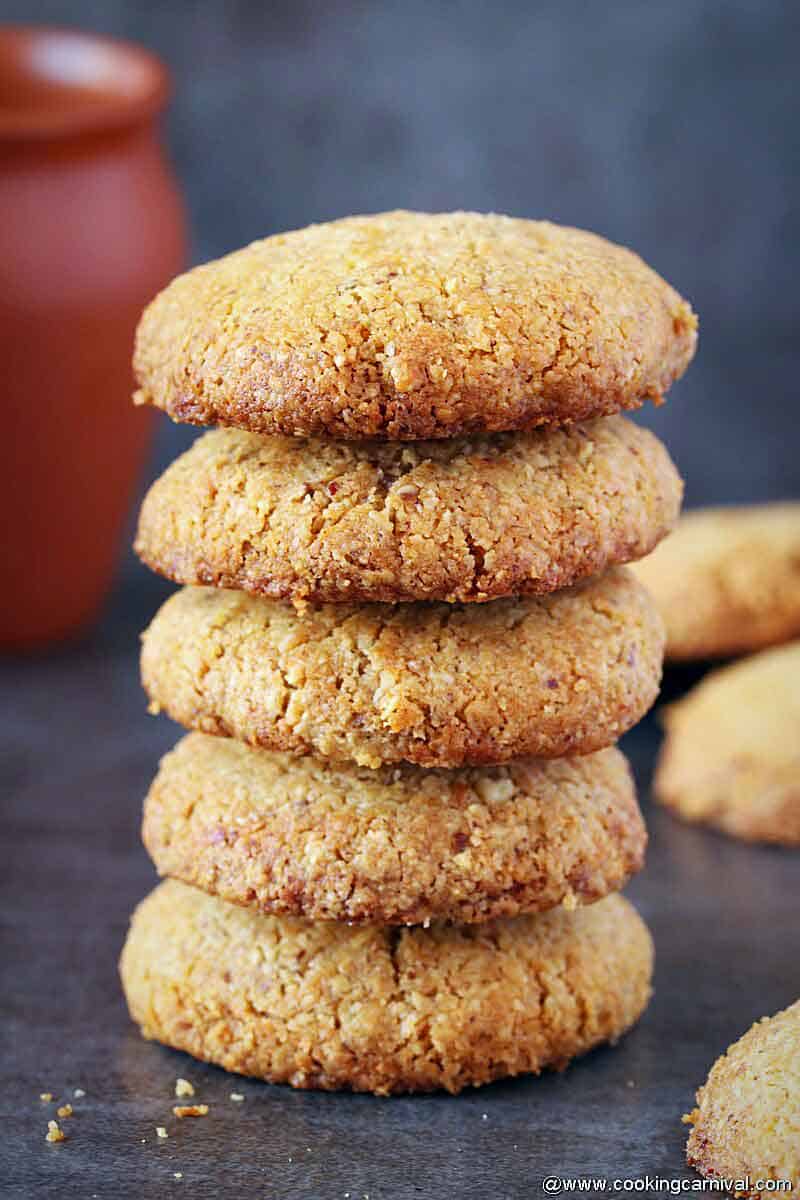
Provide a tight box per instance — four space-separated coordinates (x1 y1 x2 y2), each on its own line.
655 642 800 845
135 416 682 605
631 503 800 660
120 881 653 1095
143 734 646 925
133 211 697 441
141 569 664 768
685 1000 800 1198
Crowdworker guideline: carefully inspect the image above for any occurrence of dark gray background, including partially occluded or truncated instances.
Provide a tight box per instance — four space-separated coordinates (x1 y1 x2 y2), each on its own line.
10 0 800 536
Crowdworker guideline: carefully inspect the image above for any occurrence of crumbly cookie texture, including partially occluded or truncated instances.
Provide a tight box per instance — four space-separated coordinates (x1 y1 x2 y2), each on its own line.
135 416 682 605
143 734 646 925
631 503 800 660
140 569 664 768
120 881 653 1095
685 1000 800 1199
654 642 800 845
133 211 697 441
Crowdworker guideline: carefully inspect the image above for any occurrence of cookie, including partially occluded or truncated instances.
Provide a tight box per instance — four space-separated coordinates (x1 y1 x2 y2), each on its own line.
143 734 646 925
133 211 697 441
654 642 800 845
141 569 664 768
685 1000 800 1198
120 881 653 1095
135 416 682 605
631 504 800 660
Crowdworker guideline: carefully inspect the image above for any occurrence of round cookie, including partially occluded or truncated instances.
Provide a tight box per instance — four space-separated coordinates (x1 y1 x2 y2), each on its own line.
133 210 697 441
685 1000 800 1198
120 881 654 1095
141 569 664 768
143 734 646 925
135 416 682 605
631 503 800 660
654 642 800 845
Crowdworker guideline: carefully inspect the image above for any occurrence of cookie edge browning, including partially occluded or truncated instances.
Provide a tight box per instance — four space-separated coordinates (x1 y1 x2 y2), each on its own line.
134 419 684 605
142 736 647 924
119 883 654 1095
133 212 697 441
139 571 666 768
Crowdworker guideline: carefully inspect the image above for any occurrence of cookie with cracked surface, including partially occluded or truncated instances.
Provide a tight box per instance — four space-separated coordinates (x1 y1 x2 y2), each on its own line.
133 210 697 441
120 881 653 1095
135 416 682 605
631 504 800 661
685 1000 800 1199
655 642 800 845
143 734 646 925
140 569 664 768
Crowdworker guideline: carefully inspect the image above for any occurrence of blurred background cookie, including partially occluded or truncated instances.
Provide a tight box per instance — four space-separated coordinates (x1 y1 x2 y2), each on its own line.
655 642 800 845
632 503 800 661
685 999 800 1198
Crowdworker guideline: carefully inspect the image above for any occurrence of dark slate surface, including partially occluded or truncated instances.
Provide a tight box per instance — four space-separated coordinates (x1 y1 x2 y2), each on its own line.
2 595 798 1200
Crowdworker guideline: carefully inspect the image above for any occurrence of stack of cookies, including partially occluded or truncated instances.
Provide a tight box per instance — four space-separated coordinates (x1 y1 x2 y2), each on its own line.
120 212 697 1095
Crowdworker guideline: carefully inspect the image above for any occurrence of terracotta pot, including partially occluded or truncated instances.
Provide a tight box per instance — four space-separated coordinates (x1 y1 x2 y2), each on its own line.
0 27 186 650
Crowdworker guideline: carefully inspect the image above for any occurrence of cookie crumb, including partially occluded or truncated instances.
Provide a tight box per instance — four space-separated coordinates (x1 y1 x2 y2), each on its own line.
57 1104 73 1119
230 1093 245 1102
73 1088 86 1098
174 1078 195 1098
39 1092 53 1103
157 1126 168 1139
682 1108 699 1126
173 1104 208 1118
46 1120 65 1143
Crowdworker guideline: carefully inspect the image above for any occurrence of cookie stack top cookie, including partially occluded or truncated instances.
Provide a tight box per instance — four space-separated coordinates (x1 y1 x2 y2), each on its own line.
134 210 696 441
